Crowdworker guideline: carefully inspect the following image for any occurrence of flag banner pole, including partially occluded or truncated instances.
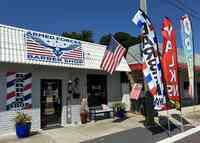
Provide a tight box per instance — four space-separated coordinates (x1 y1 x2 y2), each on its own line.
167 109 171 136
160 17 182 135
180 15 195 112
161 17 181 111
180 110 184 132
132 9 165 111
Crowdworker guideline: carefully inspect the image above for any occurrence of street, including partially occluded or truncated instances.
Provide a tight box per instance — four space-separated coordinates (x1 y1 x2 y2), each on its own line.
175 131 200 143
82 125 194 143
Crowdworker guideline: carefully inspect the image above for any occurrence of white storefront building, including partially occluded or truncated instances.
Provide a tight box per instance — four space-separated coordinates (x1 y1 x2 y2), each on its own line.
0 24 130 134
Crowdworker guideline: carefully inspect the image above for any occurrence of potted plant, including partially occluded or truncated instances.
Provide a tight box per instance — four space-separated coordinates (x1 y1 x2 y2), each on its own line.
15 112 31 138
112 102 126 119
80 98 89 124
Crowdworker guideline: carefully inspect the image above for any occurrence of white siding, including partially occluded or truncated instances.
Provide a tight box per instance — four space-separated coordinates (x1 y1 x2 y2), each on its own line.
0 24 130 72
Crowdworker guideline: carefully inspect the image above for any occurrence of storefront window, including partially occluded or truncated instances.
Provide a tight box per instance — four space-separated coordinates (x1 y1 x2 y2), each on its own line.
87 75 107 107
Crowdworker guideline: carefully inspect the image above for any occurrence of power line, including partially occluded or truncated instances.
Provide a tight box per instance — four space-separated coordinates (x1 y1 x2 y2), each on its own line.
164 0 200 21
175 0 200 17
170 0 200 53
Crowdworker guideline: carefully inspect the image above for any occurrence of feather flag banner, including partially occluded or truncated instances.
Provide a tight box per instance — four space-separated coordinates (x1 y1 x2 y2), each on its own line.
180 15 194 99
132 9 165 110
161 17 181 110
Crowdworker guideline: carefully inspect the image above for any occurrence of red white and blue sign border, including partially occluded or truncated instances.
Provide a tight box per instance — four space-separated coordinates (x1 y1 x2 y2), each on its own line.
25 31 85 65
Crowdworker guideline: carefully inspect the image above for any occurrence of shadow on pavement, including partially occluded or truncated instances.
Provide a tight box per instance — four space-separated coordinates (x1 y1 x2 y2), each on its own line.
30 131 40 136
139 120 166 135
171 114 190 125
42 125 63 130
112 117 129 123
144 123 166 135
138 116 177 135
158 116 178 131
81 122 195 143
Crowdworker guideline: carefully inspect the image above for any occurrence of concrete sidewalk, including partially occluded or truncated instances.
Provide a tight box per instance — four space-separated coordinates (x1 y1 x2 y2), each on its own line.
1 105 200 143
44 114 145 143
0 113 145 143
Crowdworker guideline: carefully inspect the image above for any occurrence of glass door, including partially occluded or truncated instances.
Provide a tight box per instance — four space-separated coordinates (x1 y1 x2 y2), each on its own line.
41 79 62 129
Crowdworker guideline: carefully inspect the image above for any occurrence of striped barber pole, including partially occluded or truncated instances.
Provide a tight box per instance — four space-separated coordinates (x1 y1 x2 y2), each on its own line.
6 72 16 110
6 72 32 110
23 73 32 109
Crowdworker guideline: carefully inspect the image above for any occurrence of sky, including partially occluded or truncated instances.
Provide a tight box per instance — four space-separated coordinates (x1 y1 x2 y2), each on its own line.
0 0 199 53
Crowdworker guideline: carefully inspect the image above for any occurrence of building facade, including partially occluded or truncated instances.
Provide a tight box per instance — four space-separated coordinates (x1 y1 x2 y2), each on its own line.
0 24 130 134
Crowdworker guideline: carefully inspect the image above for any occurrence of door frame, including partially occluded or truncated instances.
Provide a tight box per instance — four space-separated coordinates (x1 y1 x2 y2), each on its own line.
40 79 62 129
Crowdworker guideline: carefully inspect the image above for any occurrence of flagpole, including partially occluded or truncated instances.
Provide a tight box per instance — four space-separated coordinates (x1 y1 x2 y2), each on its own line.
180 110 184 132
192 17 196 114
179 72 184 133
140 0 151 126
167 109 171 136
140 0 147 14
140 0 155 126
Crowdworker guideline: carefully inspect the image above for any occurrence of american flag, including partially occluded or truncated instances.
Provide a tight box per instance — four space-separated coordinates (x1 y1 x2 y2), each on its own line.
26 38 54 57
100 36 126 74
26 34 84 63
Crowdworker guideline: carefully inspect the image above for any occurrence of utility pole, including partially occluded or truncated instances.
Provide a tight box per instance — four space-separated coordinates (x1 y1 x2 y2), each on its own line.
140 0 147 14
139 0 148 93
139 0 155 126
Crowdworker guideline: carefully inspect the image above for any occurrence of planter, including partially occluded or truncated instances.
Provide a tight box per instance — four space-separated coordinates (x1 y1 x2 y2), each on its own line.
80 112 88 124
16 122 31 138
115 110 125 119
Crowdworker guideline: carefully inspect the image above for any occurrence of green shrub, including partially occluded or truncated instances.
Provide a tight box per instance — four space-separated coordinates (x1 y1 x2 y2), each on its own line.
112 102 126 112
15 112 31 124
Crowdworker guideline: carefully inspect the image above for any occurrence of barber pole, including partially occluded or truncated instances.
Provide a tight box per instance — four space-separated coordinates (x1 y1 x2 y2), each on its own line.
6 72 32 110
6 72 16 110
23 73 32 109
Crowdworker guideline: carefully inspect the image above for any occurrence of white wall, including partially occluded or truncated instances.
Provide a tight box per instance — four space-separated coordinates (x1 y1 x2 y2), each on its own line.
0 63 122 134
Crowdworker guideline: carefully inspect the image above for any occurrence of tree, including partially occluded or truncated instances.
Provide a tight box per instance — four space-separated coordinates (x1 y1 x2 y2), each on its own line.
99 32 141 51
62 30 93 42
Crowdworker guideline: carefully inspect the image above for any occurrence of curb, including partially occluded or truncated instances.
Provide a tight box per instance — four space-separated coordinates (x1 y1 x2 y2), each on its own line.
0 129 42 138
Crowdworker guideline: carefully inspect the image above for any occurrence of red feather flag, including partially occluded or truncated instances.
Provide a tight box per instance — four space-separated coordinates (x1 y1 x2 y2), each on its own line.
161 17 181 110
